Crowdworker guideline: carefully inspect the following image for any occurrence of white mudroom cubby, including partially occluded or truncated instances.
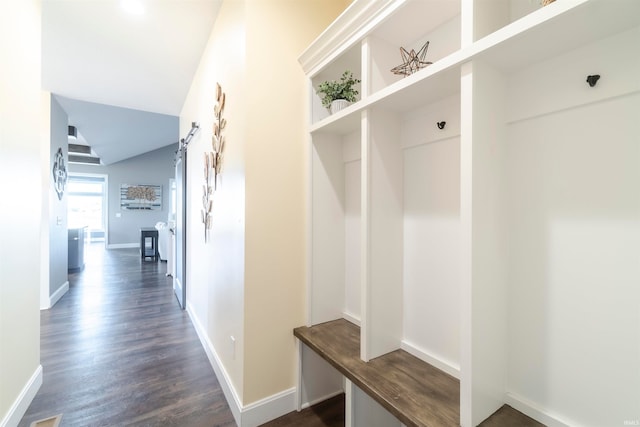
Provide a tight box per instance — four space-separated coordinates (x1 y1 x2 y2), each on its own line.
296 0 640 426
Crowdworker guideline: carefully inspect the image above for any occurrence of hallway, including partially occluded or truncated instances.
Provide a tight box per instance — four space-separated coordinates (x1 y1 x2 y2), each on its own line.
19 245 235 427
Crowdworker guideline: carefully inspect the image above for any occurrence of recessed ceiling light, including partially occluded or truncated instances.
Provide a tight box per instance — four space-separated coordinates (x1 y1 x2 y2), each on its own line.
121 0 145 16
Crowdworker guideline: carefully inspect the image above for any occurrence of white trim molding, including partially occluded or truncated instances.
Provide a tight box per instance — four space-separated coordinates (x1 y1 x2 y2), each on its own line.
298 0 403 76
342 312 361 327
505 392 574 427
187 303 298 427
400 339 460 380
241 387 296 427
300 389 344 411
107 243 139 249
186 302 242 424
42 280 69 310
0 365 43 427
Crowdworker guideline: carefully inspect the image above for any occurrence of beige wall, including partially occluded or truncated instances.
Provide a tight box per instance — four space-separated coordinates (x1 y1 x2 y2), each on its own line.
0 0 43 422
180 0 350 412
181 0 248 402
242 0 352 404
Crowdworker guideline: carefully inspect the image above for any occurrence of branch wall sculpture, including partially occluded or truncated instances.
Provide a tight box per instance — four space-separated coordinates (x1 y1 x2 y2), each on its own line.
202 83 227 242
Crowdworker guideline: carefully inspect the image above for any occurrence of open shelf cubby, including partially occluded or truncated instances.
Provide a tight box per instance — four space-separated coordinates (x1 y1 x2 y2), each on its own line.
297 0 640 426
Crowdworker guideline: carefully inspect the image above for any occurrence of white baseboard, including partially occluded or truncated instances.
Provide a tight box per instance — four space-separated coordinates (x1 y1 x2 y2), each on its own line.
46 281 69 309
107 243 138 249
505 392 574 427
0 365 43 427
241 387 296 427
342 311 360 327
186 302 242 425
186 302 298 427
400 340 460 379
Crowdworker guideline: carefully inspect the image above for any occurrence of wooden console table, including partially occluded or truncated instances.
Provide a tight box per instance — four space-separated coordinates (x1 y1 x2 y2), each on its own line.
140 227 159 262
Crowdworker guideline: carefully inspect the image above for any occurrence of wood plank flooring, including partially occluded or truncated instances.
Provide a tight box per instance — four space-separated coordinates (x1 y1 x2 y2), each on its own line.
19 245 235 427
479 405 544 427
19 244 545 427
260 394 345 427
264 398 545 427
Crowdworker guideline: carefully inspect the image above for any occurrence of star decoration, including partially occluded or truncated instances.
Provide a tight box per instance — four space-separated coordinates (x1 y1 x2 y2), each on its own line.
390 41 432 77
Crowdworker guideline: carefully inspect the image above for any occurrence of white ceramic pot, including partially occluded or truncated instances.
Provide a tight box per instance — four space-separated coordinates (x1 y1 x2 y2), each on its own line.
330 99 350 114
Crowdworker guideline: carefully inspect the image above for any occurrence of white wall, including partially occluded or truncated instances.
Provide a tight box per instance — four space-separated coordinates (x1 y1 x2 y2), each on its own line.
401 95 461 376
506 89 640 426
504 26 640 426
0 0 44 424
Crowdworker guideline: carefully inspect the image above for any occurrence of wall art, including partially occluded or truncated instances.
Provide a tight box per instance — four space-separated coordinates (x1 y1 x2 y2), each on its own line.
120 184 162 210
52 147 68 200
202 82 227 241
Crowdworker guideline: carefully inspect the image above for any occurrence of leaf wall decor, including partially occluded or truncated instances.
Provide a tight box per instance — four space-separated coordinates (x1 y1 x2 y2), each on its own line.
202 82 228 242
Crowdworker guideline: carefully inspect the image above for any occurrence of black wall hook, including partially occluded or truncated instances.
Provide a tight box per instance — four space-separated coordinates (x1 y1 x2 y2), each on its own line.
586 75 600 87
437 121 446 130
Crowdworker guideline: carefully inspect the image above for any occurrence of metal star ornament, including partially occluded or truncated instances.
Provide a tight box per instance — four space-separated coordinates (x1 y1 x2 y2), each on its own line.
390 41 432 77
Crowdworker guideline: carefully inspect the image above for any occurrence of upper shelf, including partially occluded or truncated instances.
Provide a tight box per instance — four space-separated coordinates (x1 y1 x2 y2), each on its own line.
310 50 463 135
469 0 640 73
299 0 461 78
305 0 640 135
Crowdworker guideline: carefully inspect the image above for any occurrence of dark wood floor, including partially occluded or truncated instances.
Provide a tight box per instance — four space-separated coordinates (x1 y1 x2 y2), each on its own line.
261 396 544 427
19 244 543 427
479 405 545 427
260 394 344 427
19 245 235 427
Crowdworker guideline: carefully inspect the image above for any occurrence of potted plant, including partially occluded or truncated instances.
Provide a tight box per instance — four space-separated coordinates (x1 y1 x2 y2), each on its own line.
317 70 361 114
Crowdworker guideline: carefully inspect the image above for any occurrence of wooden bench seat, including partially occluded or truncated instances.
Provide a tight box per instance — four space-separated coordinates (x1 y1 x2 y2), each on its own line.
294 319 459 427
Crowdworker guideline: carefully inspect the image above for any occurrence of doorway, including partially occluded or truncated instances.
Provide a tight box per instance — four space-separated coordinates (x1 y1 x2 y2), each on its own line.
67 173 108 245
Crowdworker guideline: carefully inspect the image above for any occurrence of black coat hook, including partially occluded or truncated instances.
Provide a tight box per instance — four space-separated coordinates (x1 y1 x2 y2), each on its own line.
437 121 446 130
586 75 600 87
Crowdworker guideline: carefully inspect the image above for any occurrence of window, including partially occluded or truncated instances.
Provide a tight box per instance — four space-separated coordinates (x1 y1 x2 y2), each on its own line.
68 175 107 242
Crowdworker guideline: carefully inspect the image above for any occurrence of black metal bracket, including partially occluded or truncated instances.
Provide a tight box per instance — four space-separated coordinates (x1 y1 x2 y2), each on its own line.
586 75 600 87
181 122 200 151
437 121 446 130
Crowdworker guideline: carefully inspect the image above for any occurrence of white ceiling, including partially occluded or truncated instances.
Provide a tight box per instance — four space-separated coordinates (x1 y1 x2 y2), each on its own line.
42 0 222 164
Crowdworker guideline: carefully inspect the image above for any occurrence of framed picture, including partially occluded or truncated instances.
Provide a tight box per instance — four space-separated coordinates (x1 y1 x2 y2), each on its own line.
120 184 162 210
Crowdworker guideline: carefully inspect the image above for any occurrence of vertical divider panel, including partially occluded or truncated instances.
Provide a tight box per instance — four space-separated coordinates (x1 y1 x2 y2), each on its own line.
345 378 354 427
459 62 473 427
360 110 371 360
460 0 474 47
361 107 404 362
359 36 370 359
461 59 509 426
361 38 371 99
